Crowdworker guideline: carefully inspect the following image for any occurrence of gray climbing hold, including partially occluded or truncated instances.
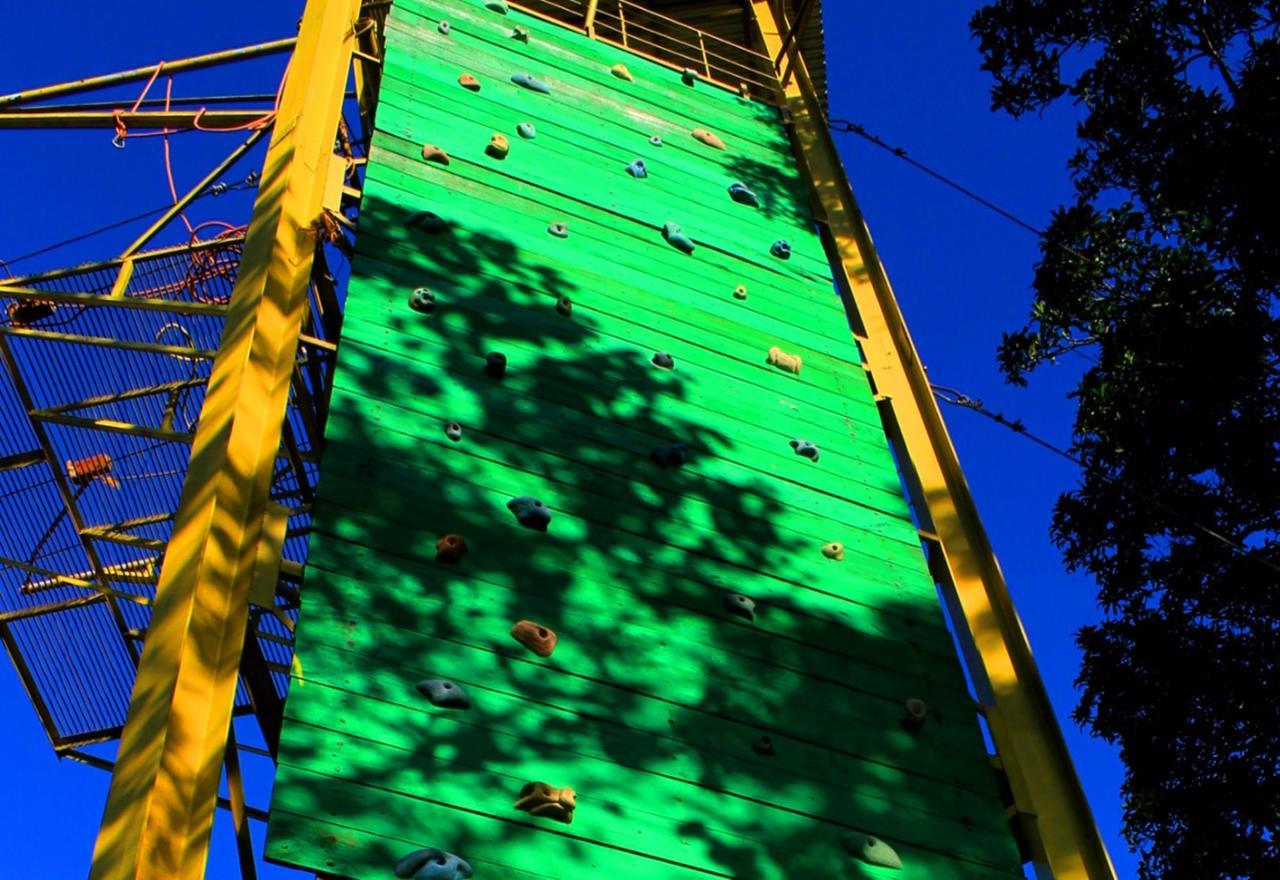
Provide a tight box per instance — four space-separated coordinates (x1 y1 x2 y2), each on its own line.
507 496 552 531
408 211 449 234
790 439 820 461
661 221 695 254
444 420 463 442
625 158 648 178
841 832 903 870
650 442 688 467
728 181 760 207
416 679 472 710
408 288 436 313
484 352 507 379
751 734 776 756
395 848 474 880
511 24 529 41
438 20 451 34
901 697 928 732
648 135 662 147
770 239 792 259
723 592 756 621
547 221 569 238
681 68 697 86
555 295 573 317
484 0 509 13
516 121 536 139
510 72 551 93
651 351 675 370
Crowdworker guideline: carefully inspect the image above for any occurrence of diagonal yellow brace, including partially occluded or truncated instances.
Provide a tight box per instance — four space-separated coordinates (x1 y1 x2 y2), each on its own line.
88 2 360 878
749 2 1116 878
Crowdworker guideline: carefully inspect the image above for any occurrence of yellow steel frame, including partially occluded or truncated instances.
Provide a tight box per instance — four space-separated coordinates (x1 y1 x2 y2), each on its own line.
87 0 360 877
748 2 1116 878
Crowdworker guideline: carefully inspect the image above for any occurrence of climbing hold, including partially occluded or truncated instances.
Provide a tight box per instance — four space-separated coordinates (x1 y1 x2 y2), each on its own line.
547 221 569 238
751 734 776 756
516 121 536 139
821 541 845 561
727 181 760 207
484 352 507 379
738 82 751 100
625 158 648 178
770 239 792 259
790 439 820 462
408 287 436 313
651 351 675 370
610 63 633 81
438 20 452 34
416 679 472 710
691 128 726 149
661 221 695 254
444 420 463 442
766 345 803 374
395 848 474 880
510 620 558 657
650 442 688 467
507 496 552 531
484 0 509 13
435 534 468 564
510 72 551 93
408 211 449 234
458 73 481 91
514 781 576 824
421 144 451 165
511 24 529 41
723 592 756 621
681 68 697 86
733 284 748 300
841 832 903 870
486 133 510 159
555 295 573 317
648 135 662 147
901 698 928 732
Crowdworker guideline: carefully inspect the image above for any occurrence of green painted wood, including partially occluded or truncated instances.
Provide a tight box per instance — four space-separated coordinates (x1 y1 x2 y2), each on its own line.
265 1 1024 878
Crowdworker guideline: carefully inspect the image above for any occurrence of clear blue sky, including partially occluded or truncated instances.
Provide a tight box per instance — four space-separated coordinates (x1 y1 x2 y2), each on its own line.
0 2 1137 878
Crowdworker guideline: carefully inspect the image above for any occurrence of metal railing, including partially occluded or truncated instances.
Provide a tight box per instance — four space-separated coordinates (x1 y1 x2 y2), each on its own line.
513 0 780 102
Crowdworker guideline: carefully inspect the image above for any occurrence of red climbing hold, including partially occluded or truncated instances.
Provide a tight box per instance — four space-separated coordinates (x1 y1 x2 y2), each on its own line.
435 534 468 564
510 620 558 657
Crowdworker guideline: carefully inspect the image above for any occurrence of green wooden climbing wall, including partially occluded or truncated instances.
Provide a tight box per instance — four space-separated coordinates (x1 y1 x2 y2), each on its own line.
263 1 1025 878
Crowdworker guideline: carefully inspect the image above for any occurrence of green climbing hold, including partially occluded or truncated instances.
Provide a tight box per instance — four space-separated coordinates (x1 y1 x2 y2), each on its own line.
661 221 695 254
511 72 551 93
611 63 633 81
511 24 529 41
681 67 697 86
484 0 509 13
516 121 536 139
841 832 903 870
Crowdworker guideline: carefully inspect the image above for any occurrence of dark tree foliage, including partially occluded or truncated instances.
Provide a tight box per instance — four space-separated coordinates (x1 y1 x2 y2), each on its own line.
970 3 1280 878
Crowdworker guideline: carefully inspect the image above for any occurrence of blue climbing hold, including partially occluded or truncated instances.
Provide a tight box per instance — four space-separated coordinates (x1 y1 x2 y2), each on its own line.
416 679 472 710
625 158 648 178
770 239 792 259
511 72 551 93
790 439 820 461
408 211 449 234
408 287 436 313
395 848 474 880
649 135 662 147
728 182 760 207
661 221 695 254
651 442 688 467
516 121 536 139
507 496 552 531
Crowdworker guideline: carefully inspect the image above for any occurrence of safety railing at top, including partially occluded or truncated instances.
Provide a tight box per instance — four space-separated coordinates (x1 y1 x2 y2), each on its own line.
512 0 780 103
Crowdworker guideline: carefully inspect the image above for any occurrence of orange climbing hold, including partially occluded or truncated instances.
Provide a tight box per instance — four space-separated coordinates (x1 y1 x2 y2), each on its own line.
435 534 468 564
420 143 450 165
691 128 726 149
510 620 558 657
766 345 803 374
65 453 119 489
514 782 576 824
458 73 481 91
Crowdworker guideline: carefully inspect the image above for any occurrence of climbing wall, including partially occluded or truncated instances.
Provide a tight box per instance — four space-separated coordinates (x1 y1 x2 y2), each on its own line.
264 1 1025 878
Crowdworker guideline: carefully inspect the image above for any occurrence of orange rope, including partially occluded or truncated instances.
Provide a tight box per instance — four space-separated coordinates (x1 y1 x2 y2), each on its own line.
162 77 195 236
112 61 166 147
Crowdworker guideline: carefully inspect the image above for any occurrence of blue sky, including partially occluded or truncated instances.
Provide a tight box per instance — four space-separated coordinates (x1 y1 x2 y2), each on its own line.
0 2 1137 877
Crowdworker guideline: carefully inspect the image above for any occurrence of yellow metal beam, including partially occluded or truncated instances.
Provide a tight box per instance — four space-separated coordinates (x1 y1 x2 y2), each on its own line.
88 1 360 877
748 2 1116 878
